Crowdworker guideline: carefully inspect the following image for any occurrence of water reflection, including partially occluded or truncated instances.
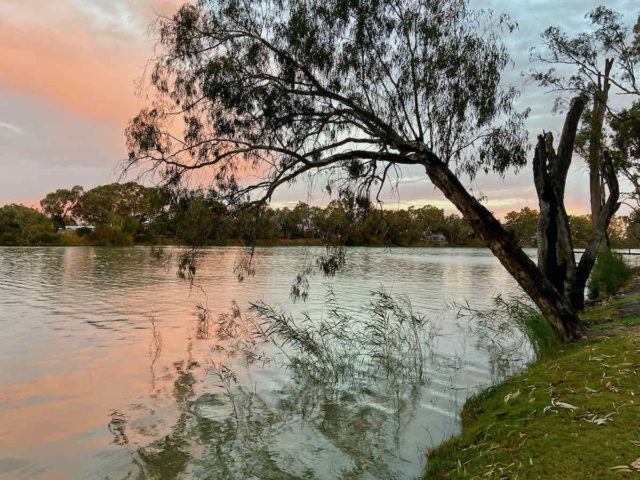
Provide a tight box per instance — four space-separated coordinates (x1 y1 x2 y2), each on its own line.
0 246 551 479
127 349 432 478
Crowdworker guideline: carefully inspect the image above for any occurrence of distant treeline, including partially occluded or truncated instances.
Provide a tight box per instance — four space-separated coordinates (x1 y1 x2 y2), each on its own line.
0 183 639 248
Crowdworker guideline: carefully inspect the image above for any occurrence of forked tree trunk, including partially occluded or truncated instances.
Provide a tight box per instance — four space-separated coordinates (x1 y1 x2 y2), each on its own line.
534 97 585 311
535 134 578 302
534 95 620 312
419 153 582 342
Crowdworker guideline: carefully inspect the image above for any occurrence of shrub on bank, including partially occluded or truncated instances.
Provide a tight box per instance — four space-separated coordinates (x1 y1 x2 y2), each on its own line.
75 226 93 236
0 204 58 245
513 309 560 359
462 295 561 362
56 232 90 246
587 249 631 300
87 225 134 246
21 224 59 245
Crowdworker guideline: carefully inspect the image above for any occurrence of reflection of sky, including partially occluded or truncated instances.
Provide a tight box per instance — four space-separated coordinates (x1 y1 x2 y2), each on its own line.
0 0 636 216
0 246 532 479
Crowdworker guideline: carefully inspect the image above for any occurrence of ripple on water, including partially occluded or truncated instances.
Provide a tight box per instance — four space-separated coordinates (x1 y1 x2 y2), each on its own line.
0 246 592 479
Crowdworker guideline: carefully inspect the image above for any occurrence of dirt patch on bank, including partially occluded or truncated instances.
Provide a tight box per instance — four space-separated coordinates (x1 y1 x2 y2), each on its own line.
585 270 640 339
587 323 640 339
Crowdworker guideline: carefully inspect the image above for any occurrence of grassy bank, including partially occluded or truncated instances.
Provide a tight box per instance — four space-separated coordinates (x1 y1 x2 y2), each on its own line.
424 286 640 478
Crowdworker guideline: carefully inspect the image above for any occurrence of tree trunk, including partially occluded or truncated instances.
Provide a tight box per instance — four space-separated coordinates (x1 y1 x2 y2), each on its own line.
572 151 621 307
534 97 586 311
419 153 582 342
533 94 620 313
588 58 613 226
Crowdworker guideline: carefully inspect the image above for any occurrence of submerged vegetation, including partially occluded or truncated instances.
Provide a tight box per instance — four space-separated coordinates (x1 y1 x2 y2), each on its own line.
458 295 561 361
210 288 436 386
115 288 456 479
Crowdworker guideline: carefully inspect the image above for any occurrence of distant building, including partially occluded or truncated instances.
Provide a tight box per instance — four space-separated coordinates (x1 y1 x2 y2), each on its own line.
62 225 95 233
427 233 447 244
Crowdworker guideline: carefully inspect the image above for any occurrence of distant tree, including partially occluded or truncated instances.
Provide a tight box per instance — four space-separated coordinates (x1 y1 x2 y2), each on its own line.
40 185 84 229
413 206 446 237
274 207 304 239
176 196 217 246
569 215 593 247
504 207 539 243
610 101 640 211
291 203 314 237
626 210 640 245
75 183 164 235
607 215 628 246
0 204 57 245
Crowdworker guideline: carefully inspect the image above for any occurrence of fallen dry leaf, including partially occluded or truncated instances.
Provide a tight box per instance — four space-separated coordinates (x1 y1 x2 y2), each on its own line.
551 398 579 411
610 465 633 472
504 390 520 404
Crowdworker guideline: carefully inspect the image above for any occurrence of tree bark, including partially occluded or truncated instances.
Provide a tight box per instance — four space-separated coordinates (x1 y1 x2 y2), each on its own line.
534 96 586 310
572 151 621 308
419 153 582 342
589 58 614 226
533 94 620 313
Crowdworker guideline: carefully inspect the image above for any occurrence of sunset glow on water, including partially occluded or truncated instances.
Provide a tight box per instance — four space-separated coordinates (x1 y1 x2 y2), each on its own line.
0 246 532 479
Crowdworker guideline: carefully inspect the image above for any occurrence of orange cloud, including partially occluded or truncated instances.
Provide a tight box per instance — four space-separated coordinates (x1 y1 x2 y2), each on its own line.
0 1 186 124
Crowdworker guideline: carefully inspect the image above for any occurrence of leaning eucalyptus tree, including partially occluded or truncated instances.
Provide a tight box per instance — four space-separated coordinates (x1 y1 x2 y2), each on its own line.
531 8 639 311
125 0 582 340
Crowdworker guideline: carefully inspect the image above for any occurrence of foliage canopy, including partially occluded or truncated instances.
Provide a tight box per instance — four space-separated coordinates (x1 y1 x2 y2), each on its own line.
125 0 528 204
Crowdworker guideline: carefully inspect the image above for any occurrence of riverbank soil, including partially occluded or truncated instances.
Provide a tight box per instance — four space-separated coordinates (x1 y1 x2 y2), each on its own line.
424 272 640 479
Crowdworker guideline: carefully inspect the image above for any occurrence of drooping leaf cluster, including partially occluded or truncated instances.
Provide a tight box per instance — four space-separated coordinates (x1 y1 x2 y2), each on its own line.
125 0 528 206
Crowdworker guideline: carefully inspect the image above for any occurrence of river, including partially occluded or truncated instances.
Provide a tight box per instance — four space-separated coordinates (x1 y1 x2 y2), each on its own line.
0 246 548 479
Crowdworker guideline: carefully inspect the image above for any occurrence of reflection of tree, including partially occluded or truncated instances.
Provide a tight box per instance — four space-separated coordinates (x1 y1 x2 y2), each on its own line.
148 315 163 392
110 291 456 479
133 361 197 480
108 410 129 446
123 367 429 478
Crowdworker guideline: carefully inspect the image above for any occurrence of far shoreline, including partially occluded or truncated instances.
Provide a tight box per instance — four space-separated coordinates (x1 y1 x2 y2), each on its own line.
0 241 525 249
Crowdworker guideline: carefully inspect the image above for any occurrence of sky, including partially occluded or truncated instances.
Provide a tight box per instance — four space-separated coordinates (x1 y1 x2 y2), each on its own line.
0 0 637 216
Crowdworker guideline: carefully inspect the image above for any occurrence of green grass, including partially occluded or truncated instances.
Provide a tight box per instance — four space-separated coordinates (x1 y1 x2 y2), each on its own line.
578 295 640 324
517 312 562 359
578 295 640 328
424 337 640 479
580 304 620 323
609 294 640 307
590 314 640 330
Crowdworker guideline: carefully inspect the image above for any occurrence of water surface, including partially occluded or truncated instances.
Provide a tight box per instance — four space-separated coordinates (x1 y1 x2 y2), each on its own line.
0 247 536 479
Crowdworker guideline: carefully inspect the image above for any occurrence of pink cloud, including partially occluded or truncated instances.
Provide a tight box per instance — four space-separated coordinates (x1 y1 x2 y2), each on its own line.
0 1 186 124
